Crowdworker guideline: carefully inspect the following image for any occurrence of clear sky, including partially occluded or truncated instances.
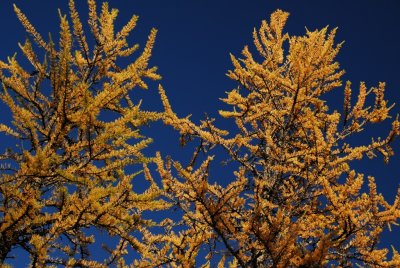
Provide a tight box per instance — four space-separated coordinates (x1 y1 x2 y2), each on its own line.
0 0 399 266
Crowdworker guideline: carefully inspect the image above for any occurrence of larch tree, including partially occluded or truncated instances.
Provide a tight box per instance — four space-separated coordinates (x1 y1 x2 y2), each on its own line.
1 2 400 268
0 0 169 267
147 10 400 267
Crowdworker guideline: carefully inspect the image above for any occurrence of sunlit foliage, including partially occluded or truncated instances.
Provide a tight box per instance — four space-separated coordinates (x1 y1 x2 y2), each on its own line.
152 10 400 267
0 0 168 266
1 2 399 267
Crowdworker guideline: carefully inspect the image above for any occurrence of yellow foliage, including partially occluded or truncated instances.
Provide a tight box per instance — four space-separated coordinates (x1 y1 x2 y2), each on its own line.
1 2 399 267
0 0 168 266
152 9 400 267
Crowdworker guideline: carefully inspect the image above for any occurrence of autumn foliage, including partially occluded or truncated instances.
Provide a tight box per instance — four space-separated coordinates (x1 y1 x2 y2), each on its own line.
0 1 399 267
0 0 168 266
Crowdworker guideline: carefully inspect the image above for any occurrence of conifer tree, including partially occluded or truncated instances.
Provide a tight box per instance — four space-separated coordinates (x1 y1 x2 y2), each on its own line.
152 10 400 267
0 0 168 266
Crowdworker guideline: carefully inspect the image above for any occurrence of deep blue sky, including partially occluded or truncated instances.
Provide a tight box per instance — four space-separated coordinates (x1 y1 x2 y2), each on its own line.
0 0 399 265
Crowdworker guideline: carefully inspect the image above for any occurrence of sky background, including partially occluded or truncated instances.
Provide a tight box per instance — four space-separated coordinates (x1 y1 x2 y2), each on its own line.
0 0 399 266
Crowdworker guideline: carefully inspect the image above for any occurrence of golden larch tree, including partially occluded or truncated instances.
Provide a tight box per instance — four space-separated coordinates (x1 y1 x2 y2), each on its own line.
0 0 168 267
147 10 400 267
